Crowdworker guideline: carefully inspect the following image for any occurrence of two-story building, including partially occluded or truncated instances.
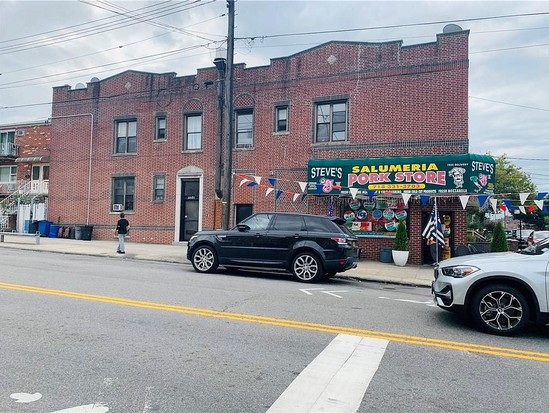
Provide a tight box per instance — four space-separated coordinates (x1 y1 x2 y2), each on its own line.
0 121 50 231
48 27 493 264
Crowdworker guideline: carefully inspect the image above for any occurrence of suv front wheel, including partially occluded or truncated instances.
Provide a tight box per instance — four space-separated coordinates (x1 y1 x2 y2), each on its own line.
470 284 530 335
191 245 219 273
291 252 323 283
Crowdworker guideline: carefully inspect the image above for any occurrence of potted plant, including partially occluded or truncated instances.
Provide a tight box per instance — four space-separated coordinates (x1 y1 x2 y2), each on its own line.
392 220 409 266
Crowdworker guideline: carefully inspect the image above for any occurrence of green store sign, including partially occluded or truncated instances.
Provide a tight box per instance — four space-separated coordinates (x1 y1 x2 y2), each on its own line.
307 153 495 195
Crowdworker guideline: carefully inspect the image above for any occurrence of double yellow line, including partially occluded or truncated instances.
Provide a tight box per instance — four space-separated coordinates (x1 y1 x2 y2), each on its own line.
1 281 548 363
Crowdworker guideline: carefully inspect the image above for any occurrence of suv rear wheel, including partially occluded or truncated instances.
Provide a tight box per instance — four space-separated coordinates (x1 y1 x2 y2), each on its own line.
191 245 219 273
470 284 530 335
291 252 323 283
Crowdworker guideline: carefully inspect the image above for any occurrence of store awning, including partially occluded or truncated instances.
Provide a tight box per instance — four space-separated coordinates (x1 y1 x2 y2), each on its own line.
15 156 50 163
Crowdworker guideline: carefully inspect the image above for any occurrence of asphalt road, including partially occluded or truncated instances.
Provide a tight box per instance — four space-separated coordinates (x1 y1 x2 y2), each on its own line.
1 250 548 413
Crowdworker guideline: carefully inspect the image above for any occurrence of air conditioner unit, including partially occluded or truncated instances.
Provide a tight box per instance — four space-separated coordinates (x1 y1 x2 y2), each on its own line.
112 204 124 211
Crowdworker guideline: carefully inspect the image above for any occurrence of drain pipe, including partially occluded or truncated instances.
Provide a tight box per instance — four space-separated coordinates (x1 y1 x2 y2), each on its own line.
214 55 227 201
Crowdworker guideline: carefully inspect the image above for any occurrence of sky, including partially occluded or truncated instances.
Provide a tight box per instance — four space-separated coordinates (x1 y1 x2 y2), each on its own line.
1 0 548 191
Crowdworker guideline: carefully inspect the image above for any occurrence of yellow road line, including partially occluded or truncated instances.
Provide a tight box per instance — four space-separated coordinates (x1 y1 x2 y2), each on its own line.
1 281 548 363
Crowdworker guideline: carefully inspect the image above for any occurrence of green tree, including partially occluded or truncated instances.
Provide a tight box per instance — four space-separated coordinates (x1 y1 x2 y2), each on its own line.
490 221 509 252
494 154 536 194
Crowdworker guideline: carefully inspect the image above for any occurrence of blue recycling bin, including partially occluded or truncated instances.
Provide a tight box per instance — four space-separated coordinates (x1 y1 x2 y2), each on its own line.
38 220 51 237
48 224 60 238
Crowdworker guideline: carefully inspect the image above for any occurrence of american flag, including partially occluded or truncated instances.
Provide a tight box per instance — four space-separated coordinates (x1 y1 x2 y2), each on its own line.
422 204 445 246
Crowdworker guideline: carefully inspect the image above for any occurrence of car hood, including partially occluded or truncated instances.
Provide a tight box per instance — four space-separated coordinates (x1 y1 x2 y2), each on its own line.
438 251 536 268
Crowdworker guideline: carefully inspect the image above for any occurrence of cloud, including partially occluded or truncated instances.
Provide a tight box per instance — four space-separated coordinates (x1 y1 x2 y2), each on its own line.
1 0 547 189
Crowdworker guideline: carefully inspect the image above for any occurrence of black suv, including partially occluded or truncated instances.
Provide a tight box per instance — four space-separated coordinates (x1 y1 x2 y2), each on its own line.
186 212 359 282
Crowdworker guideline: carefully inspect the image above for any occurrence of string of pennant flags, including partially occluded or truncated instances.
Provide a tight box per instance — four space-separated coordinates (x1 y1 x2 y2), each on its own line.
236 173 549 213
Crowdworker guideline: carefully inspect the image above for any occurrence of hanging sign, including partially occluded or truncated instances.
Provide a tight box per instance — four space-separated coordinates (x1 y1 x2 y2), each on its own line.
307 153 495 195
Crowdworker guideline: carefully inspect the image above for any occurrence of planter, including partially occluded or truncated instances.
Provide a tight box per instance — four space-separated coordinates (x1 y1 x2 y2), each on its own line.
392 250 409 267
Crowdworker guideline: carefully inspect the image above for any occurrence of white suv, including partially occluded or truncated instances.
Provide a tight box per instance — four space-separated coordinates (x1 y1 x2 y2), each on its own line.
432 237 549 335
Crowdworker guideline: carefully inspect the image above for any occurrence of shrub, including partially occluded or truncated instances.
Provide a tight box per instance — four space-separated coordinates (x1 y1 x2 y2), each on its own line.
490 221 509 252
393 221 409 251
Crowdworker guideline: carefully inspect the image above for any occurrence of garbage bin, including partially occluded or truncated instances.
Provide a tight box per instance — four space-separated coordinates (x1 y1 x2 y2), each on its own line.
29 221 39 234
81 225 94 241
48 224 60 238
75 226 82 240
38 220 51 237
379 247 393 263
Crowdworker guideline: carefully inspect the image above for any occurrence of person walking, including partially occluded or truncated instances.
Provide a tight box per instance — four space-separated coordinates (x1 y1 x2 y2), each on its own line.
115 212 130 254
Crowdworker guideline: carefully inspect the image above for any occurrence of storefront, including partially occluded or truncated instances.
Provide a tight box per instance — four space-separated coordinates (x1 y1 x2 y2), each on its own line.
307 154 495 264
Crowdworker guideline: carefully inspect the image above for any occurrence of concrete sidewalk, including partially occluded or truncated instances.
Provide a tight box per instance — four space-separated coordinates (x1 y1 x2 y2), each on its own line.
0 234 434 287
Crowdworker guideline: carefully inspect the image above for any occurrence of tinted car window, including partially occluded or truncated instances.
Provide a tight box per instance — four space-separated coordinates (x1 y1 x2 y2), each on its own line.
304 216 339 233
240 213 272 231
272 214 305 231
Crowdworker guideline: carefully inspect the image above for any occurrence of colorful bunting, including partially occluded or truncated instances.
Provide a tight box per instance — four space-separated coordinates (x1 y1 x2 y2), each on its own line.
459 195 469 209
420 195 430 206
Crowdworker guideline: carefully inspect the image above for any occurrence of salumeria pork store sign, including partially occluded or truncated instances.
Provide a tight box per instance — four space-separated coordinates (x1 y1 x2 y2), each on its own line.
307 154 495 195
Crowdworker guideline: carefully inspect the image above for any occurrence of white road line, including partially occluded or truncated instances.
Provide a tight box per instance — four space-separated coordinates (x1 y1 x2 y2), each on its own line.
267 334 388 413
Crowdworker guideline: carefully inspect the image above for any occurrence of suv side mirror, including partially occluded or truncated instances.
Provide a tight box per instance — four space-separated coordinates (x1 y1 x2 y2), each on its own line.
237 224 250 232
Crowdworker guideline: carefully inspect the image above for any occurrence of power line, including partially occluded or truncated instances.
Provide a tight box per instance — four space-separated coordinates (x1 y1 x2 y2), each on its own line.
235 11 549 40
469 96 549 112
0 0 214 55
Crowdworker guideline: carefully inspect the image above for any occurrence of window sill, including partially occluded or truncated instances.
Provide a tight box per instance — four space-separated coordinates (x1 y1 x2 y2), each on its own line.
273 131 290 136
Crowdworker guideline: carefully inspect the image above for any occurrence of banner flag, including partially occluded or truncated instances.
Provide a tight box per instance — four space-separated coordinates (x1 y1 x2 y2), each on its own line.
266 188 274 197
349 188 359 199
301 193 308 202
519 192 530 205
253 176 262 185
268 178 277 187
537 192 548 200
316 184 323 194
246 181 258 187
490 198 498 213
297 181 307 192
518 206 526 214
293 193 300 202
503 199 514 211
459 195 469 209
477 195 488 207
534 200 544 210
239 178 251 187
422 204 445 248
275 190 283 200
401 193 412 206
367 190 375 199
420 195 430 206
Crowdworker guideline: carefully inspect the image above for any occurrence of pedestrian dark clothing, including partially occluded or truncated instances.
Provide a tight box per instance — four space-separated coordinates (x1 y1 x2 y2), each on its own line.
116 213 130 253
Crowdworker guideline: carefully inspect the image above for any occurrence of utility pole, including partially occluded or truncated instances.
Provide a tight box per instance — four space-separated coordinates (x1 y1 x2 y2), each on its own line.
221 0 235 230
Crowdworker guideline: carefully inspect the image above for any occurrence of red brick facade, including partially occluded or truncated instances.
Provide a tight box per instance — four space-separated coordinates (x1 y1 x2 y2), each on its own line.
49 30 470 263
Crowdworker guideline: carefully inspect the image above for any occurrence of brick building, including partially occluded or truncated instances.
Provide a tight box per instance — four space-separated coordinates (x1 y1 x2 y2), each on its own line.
49 28 488 264
0 121 50 230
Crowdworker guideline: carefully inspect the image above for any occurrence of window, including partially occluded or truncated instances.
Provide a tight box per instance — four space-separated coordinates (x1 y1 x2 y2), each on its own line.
185 114 202 150
0 131 16 156
275 106 288 132
315 101 347 143
115 120 137 154
272 214 305 231
153 174 165 201
113 177 135 211
0 166 16 183
241 213 272 231
155 116 166 141
236 109 253 147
